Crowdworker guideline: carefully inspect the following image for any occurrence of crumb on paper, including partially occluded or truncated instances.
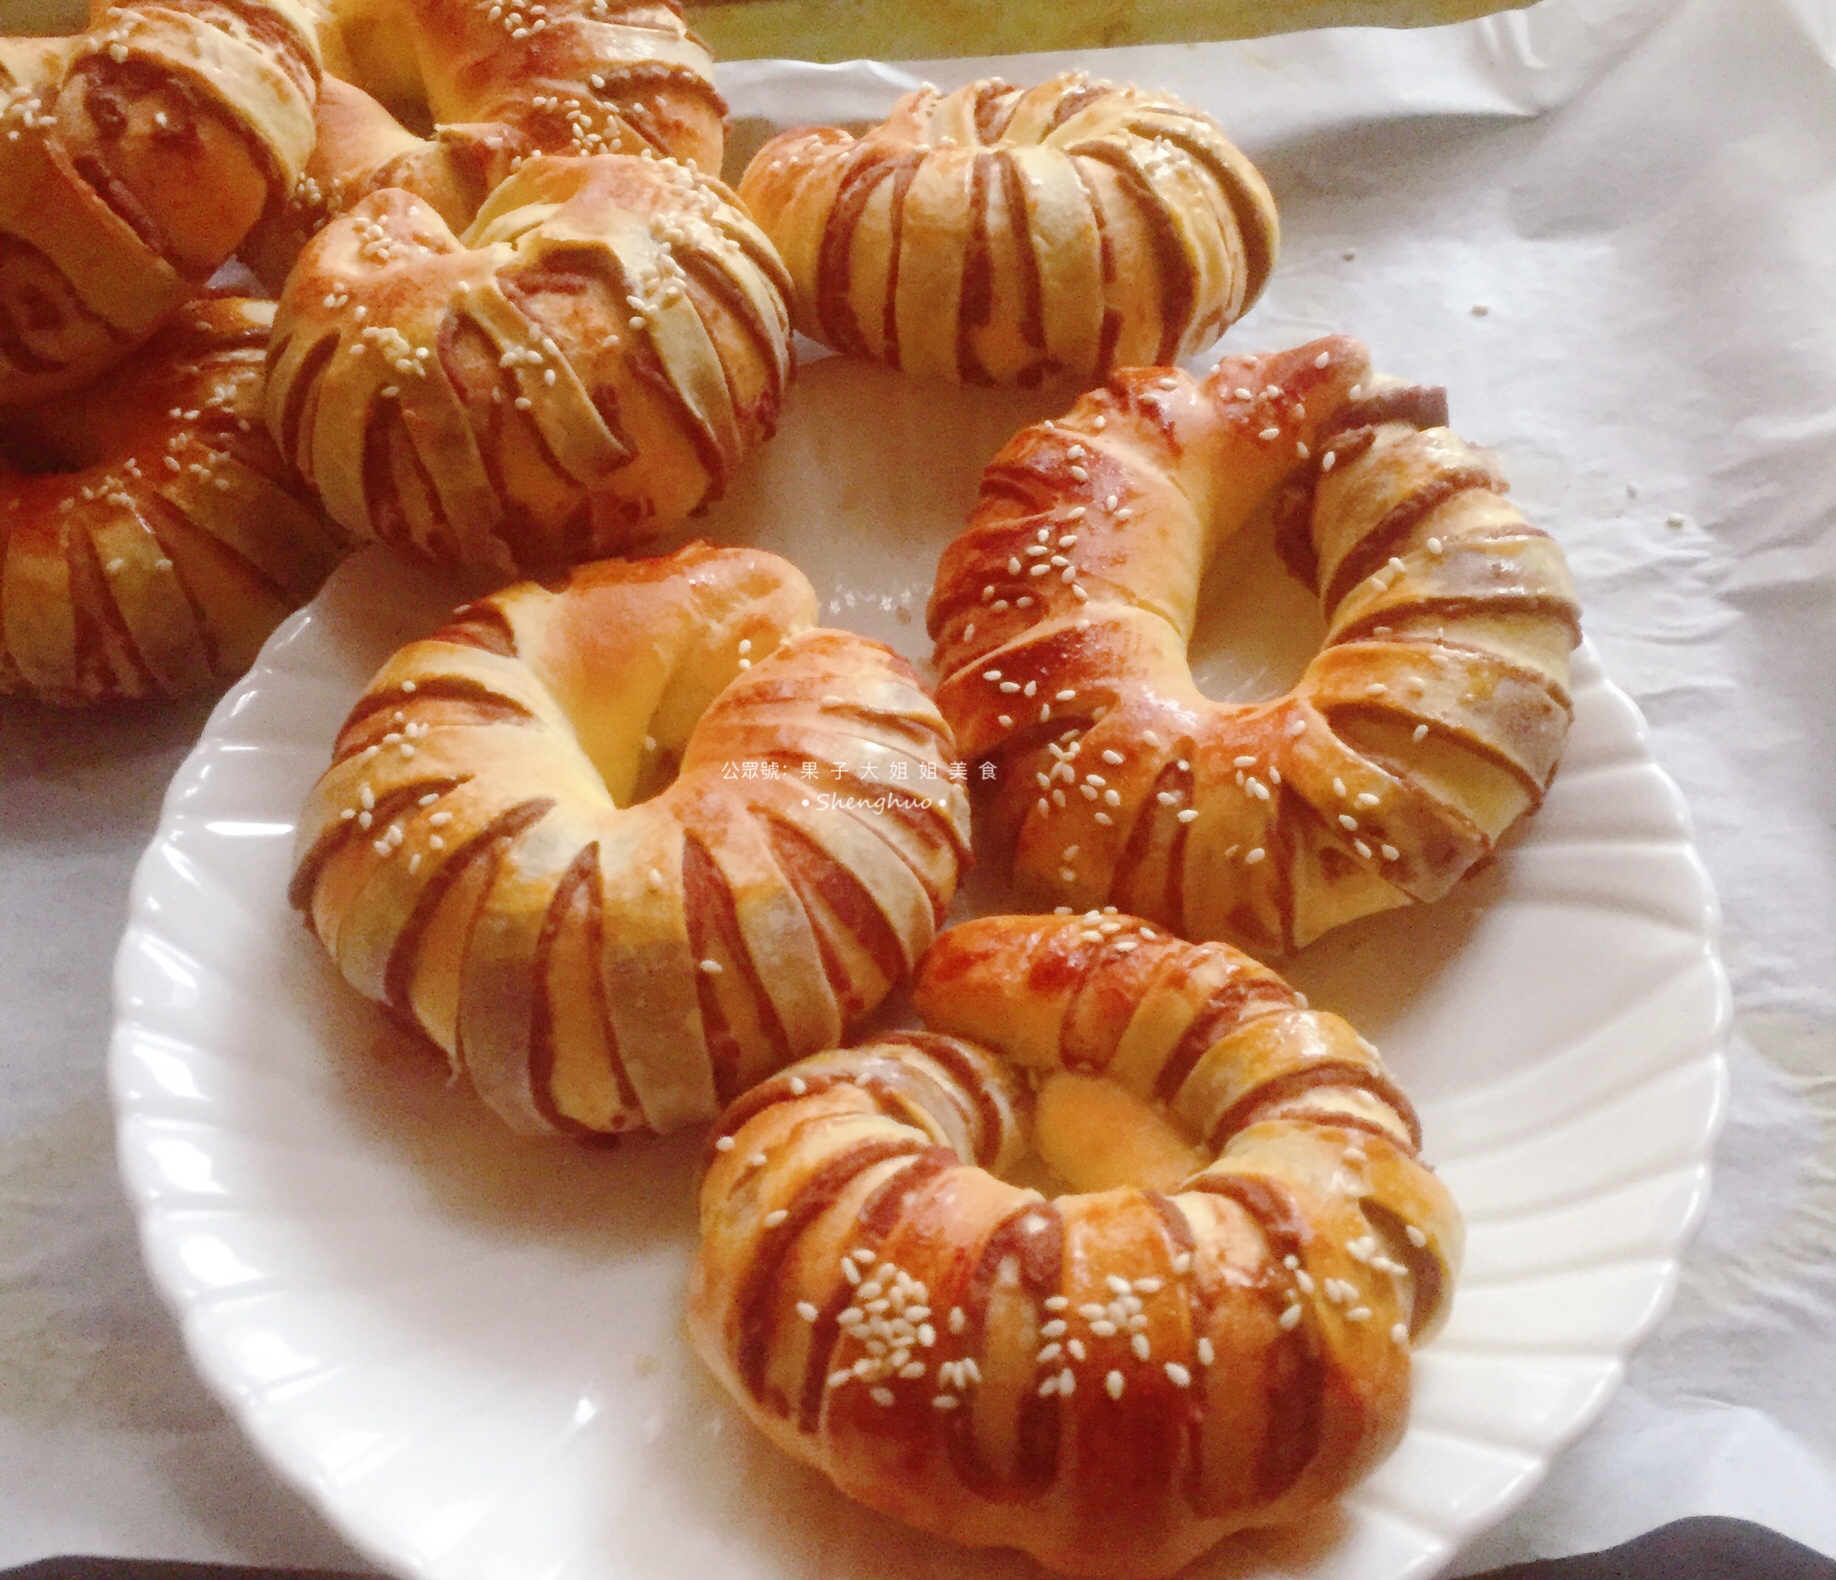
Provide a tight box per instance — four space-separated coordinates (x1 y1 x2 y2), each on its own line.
1667 512 1687 528
633 1351 661 1377
1471 303 1491 317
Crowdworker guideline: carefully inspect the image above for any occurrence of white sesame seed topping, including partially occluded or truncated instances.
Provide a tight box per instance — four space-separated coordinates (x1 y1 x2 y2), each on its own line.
1314 351 1331 369
1165 1362 1192 1388
1245 847 1267 864
1131 1333 1151 1361
763 1209 788 1227
1405 1225 1429 1248
1177 808 1199 824
1279 1303 1304 1330
1413 723 1430 742
700 958 722 974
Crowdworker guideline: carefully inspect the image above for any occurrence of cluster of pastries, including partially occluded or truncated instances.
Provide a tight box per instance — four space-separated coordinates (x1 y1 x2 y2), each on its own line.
5 9 1585 1573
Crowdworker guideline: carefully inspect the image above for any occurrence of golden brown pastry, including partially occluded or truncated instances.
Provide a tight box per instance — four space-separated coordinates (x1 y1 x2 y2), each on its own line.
244 0 724 284
689 912 1460 1579
0 3 320 405
737 72 1279 386
926 335 1581 953
1 295 342 705
265 152 794 576
289 543 973 1135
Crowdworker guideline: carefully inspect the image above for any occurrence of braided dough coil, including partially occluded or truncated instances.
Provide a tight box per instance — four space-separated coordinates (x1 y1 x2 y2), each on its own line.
267 154 793 574
689 912 1460 1578
927 336 1581 953
246 0 724 284
289 544 972 1135
2 295 341 704
0 2 319 404
738 72 1278 386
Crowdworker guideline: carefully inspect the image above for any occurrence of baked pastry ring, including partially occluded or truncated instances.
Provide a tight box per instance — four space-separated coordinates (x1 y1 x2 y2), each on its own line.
266 151 794 575
926 335 1581 954
289 543 972 1135
688 912 1460 1579
737 72 1278 386
0 1 319 404
299 0 722 234
1 295 342 704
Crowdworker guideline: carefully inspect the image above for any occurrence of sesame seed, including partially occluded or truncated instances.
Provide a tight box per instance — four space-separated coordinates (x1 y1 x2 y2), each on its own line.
1131 1333 1151 1361
1165 1362 1191 1388
1413 723 1430 743
1313 351 1331 369
1044 1295 1069 1311
932 1394 959 1410
1392 1323 1411 1345
1197 1337 1214 1365
1245 847 1266 864
700 958 722 974
1405 1225 1428 1248
948 1307 966 1333
1176 808 1199 824
763 1209 788 1228
1259 426 1281 441
1279 1304 1303 1330
714 1136 735 1152
870 1386 895 1407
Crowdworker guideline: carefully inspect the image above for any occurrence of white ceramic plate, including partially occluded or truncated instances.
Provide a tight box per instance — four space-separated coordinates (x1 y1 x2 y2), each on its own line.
109 341 1728 1580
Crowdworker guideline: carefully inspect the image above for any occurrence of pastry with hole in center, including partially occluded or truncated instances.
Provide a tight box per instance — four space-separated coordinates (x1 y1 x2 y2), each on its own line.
688 911 1459 1578
289 543 972 1135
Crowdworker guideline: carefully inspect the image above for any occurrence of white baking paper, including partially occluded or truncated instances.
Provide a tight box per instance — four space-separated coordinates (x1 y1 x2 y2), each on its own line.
3 0 1836 1570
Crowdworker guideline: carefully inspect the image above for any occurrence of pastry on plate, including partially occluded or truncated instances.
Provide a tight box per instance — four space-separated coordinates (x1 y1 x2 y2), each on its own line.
927 335 1581 953
290 543 973 1135
689 912 1460 1578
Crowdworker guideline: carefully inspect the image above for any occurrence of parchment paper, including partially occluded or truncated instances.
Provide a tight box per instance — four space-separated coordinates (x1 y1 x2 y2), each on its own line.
3 0 1835 1571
